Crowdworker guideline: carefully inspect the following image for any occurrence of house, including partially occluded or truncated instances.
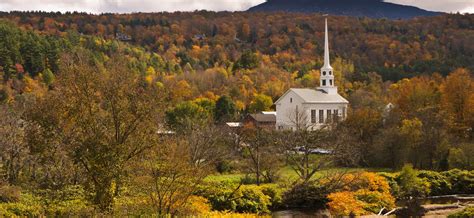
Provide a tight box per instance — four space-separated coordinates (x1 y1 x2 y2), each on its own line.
243 113 276 129
275 18 349 131
115 32 132 41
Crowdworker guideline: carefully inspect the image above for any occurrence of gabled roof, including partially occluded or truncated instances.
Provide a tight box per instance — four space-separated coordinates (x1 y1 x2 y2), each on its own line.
275 88 349 104
247 113 276 123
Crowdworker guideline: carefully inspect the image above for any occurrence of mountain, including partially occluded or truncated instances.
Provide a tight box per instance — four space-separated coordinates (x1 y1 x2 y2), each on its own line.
247 0 442 19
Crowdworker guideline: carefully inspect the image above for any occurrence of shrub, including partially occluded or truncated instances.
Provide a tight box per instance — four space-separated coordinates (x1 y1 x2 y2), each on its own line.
197 183 276 214
216 160 234 174
397 165 431 199
282 181 329 209
0 185 21 203
448 207 474 218
442 169 474 194
233 185 271 213
378 172 400 197
418 170 452 196
326 172 396 216
0 193 43 217
396 165 430 217
182 195 212 215
260 184 284 210
327 191 366 216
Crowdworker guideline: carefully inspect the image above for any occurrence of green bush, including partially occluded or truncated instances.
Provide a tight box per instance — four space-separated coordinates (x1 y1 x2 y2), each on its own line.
0 193 43 217
448 207 474 218
216 160 233 174
442 169 474 194
260 184 284 210
378 172 400 197
196 183 280 214
418 170 452 196
282 181 329 209
233 185 271 213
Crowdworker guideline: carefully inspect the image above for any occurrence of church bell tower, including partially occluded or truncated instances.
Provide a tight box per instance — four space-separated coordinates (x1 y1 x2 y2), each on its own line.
319 17 338 95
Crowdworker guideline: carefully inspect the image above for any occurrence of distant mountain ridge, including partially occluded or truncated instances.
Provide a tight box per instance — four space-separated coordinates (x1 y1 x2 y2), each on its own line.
247 0 442 19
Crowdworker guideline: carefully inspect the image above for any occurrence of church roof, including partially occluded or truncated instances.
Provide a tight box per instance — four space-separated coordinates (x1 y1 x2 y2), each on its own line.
275 88 349 104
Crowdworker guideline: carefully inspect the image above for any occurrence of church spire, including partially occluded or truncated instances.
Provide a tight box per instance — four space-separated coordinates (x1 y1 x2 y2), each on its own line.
319 17 337 94
323 17 332 69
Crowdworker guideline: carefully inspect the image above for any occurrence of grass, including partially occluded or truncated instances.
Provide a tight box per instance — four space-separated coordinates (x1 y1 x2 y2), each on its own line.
206 166 393 184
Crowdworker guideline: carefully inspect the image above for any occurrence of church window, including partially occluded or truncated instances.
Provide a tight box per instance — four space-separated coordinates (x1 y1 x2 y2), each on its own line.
290 98 292 103
323 71 326 76
329 71 332 75
311 110 316 123
334 109 339 121
342 107 346 119
329 79 333 86
322 80 326 86
327 110 332 123
319 110 324 123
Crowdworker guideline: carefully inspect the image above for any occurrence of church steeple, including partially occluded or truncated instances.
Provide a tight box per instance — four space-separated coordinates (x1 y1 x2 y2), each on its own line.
323 17 332 69
319 17 337 95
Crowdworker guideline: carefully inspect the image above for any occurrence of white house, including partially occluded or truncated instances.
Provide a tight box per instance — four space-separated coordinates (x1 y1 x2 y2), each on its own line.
275 18 349 131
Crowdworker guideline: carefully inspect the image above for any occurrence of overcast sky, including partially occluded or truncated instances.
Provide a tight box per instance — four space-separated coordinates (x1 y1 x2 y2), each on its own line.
0 0 473 14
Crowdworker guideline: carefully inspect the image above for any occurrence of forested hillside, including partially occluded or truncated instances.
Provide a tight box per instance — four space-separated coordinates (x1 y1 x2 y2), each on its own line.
1 11 473 80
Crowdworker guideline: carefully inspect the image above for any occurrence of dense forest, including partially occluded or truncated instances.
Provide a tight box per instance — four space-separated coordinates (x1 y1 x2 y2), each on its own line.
0 11 473 216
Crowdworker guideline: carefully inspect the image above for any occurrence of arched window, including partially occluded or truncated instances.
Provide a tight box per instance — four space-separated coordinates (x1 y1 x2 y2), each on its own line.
329 71 332 75
322 80 327 86
329 79 333 86
290 98 293 103
323 71 326 76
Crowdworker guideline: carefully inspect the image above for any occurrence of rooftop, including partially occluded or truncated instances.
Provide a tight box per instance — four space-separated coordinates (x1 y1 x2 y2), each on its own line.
278 88 349 104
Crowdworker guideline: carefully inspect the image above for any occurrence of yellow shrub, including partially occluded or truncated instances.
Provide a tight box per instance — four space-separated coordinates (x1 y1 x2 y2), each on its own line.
184 195 212 215
327 191 366 216
327 172 396 216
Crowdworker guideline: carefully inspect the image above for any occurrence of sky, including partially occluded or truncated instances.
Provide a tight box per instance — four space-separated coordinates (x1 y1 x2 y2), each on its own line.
0 0 473 14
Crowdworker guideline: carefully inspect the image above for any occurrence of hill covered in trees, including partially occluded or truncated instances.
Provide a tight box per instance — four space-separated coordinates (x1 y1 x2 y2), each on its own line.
248 0 441 19
0 11 473 83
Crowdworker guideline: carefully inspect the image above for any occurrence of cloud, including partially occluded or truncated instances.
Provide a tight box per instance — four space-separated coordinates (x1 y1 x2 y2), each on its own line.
0 0 266 13
0 0 472 13
386 0 474 13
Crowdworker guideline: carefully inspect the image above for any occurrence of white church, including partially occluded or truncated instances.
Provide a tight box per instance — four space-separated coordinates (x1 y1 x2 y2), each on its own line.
275 18 349 131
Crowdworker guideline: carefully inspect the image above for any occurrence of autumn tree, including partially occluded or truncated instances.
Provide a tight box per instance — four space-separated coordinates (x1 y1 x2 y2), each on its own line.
441 68 474 138
248 93 273 113
239 125 282 185
29 50 164 211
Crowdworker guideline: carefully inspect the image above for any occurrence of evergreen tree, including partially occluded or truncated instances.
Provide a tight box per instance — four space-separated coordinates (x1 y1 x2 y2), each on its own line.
214 95 237 123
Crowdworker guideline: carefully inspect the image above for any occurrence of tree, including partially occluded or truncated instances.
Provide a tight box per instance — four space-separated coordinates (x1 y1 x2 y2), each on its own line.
41 68 55 86
440 69 474 138
214 95 237 123
29 50 164 211
397 164 430 216
275 129 333 182
0 101 29 185
133 125 228 215
239 125 282 185
234 50 259 70
248 94 273 113
165 101 211 132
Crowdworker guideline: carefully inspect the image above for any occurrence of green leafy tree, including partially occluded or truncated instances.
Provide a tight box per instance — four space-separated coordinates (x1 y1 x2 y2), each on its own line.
397 164 430 216
42 68 55 86
165 101 211 132
234 50 259 70
214 95 237 123
248 94 273 113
